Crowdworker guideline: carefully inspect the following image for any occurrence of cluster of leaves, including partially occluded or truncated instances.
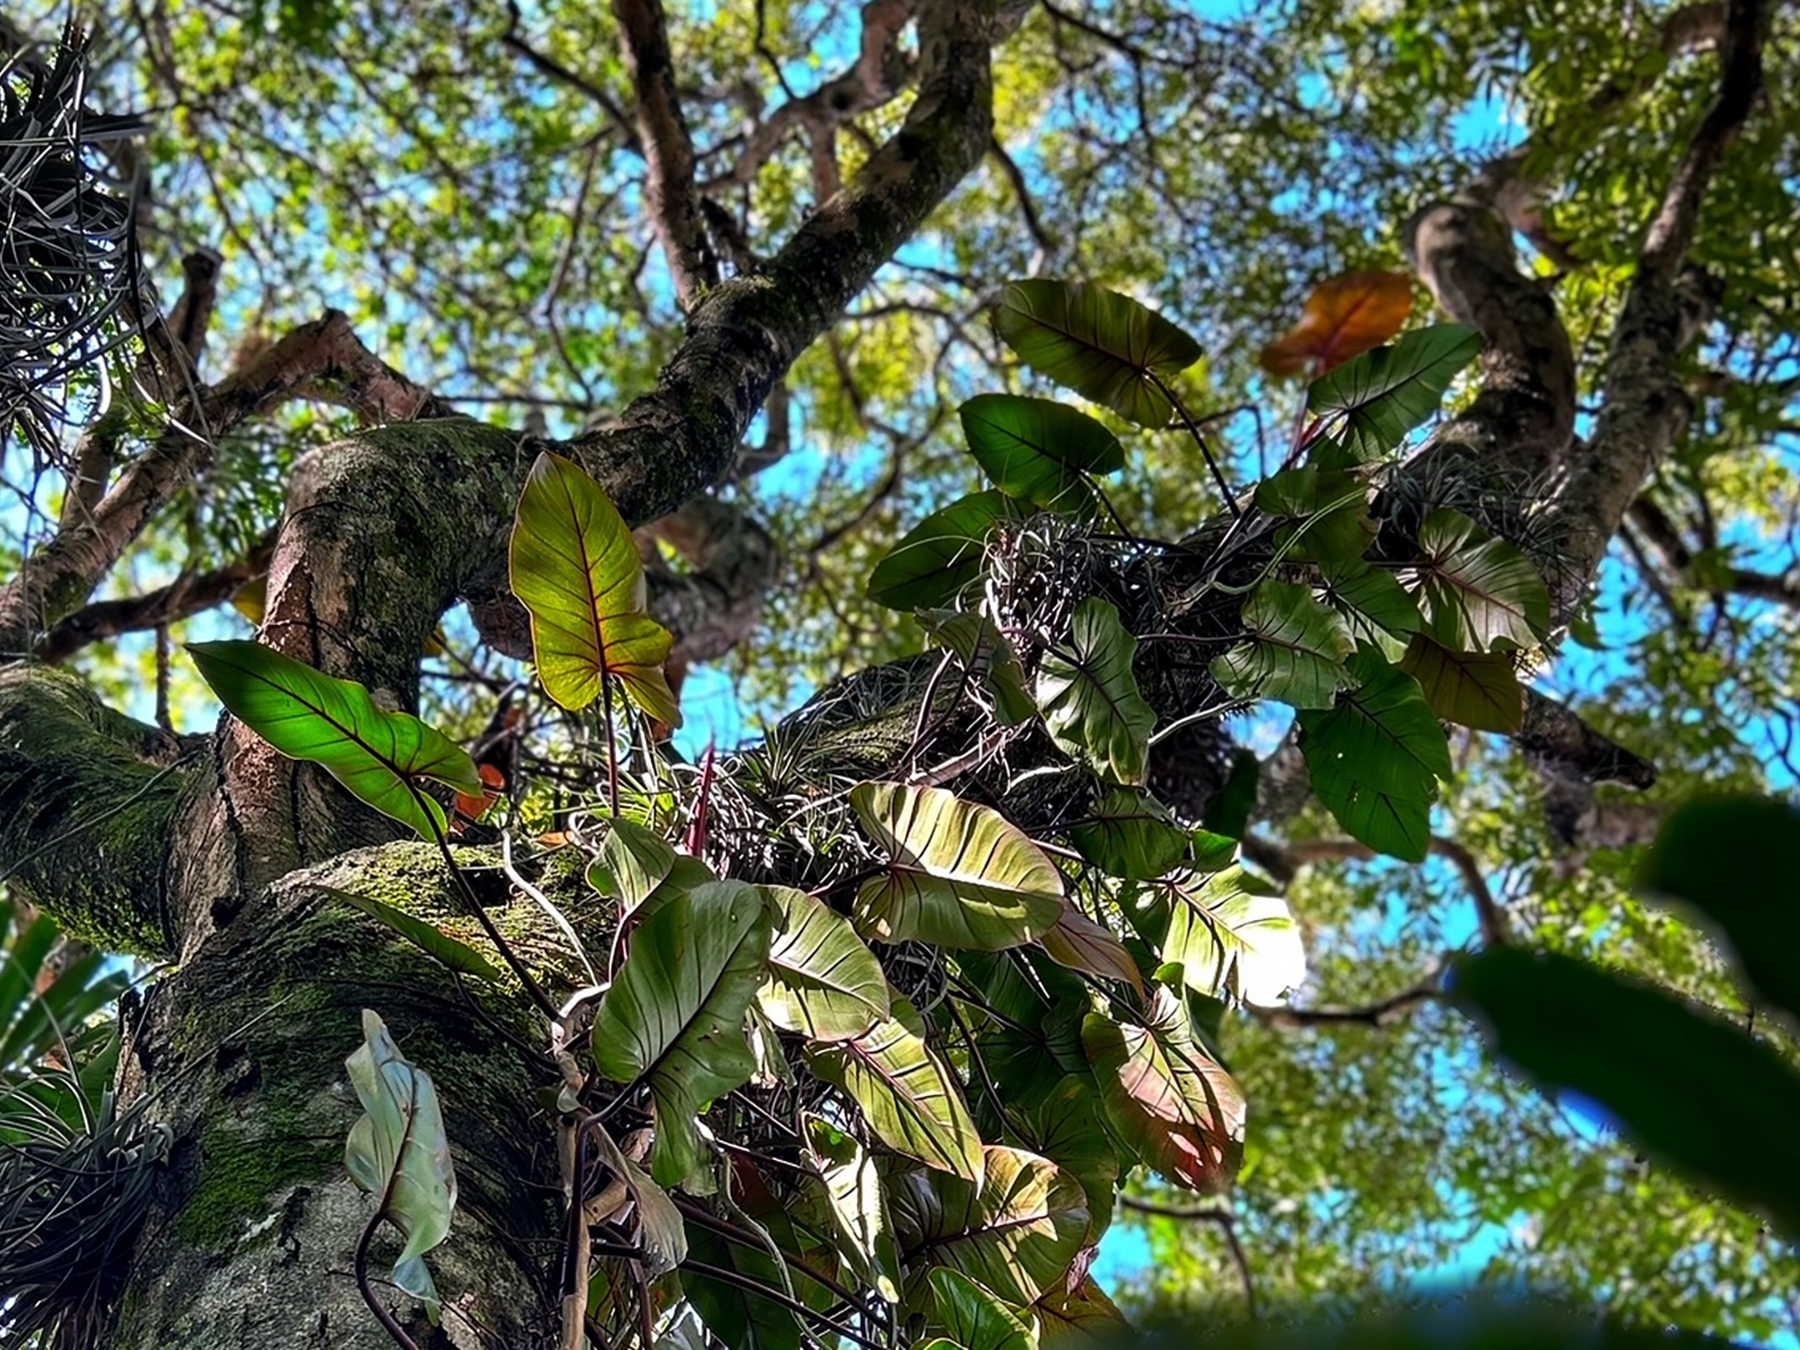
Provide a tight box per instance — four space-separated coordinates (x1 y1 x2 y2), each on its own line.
179 270 1585 1350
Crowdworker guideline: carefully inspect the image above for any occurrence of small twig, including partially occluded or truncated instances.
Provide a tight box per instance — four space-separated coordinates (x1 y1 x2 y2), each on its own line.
1119 1195 1258 1320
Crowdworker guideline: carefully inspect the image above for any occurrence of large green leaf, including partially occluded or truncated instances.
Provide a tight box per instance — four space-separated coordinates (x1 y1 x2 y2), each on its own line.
590 881 770 1187
1453 947 1800 1238
1306 324 1482 461
805 1116 902 1303
759 885 891 1041
1399 633 1522 733
508 450 680 724
891 1145 1092 1306
930 1269 1037 1350
919 609 1037 727
808 996 984 1181
318 886 502 984
1253 467 1376 563
994 280 1203 428
1316 562 1421 661
1211 580 1354 709
960 393 1123 514
851 783 1063 951
868 491 1023 611
1129 866 1305 1006
189 640 482 841
585 817 677 908
1297 651 1452 862
1637 795 1800 1025
1082 992 1245 1194
344 1010 458 1312
1069 787 1189 881
1037 597 1156 785
1410 509 1550 652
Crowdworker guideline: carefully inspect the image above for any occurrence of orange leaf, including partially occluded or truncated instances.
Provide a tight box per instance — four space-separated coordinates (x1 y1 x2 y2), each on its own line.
1259 269 1414 378
453 762 506 826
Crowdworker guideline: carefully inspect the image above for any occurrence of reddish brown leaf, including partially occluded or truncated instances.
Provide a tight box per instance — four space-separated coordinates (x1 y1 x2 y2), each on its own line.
453 762 506 827
1259 269 1414 377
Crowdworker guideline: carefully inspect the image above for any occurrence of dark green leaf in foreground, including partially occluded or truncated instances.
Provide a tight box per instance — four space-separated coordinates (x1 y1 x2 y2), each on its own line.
960 393 1123 514
1453 947 1800 1237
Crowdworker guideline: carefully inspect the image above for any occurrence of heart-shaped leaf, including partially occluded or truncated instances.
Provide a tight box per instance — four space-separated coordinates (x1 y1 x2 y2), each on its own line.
960 394 1123 514
1032 1276 1131 1348
852 783 1063 951
189 640 482 841
1068 787 1188 881
891 1145 1091 1306
759 885 891 1041
1037 597 1156 785
808 996 984 1182
1410 509 1550 652
1082 992 1245 1194
509 450 680 724
1316 562 1421 661
344 1010 458 1312
868 490 1025 612
1128 865 1305 1006
994 280 1202 428
1039 901 1144 995
590 881 770 1187
586 816 677 908
1400 633 1523 732
1004 1074 1120 1235
1307 324 1481 461
1260 269 1415 377
1297 651 1452 862
1211 580 1355 709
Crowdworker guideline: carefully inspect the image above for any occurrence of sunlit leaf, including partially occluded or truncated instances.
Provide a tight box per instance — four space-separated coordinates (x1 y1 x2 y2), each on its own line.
852 782 1063 950
1307 324 1481 461
344 1009 457 1312
1297 650 1451 862
1259 269 1415 377
1129 864 1305 1006
586 816 677 908
1039 901 1144 995
868 491 1025 611
188 640 481 841
1453 947 1800 1238
1037 597 1156 785
509 450 680 724
1410 509 1551 652
994 279 1202 428
590 881 770 1187
760 885 891 1041
960 393 1123 515
1211 580 1354 709
891 1145 1091 1306
1399 633 1523 732
809 996 984 1182
1316 562 1421 661
1082 991 1245 1193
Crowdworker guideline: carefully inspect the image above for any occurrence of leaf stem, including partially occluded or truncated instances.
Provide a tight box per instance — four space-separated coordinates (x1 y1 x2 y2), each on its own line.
1151 374 1240 518
354 1210 423 1350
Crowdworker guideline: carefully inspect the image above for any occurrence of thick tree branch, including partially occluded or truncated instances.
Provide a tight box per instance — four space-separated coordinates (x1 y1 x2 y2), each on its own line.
1548 0 1769 606
35 536 275 664
0 310 445 659
640 496 780 669
611 0 718 309
1250 977 1441 1031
